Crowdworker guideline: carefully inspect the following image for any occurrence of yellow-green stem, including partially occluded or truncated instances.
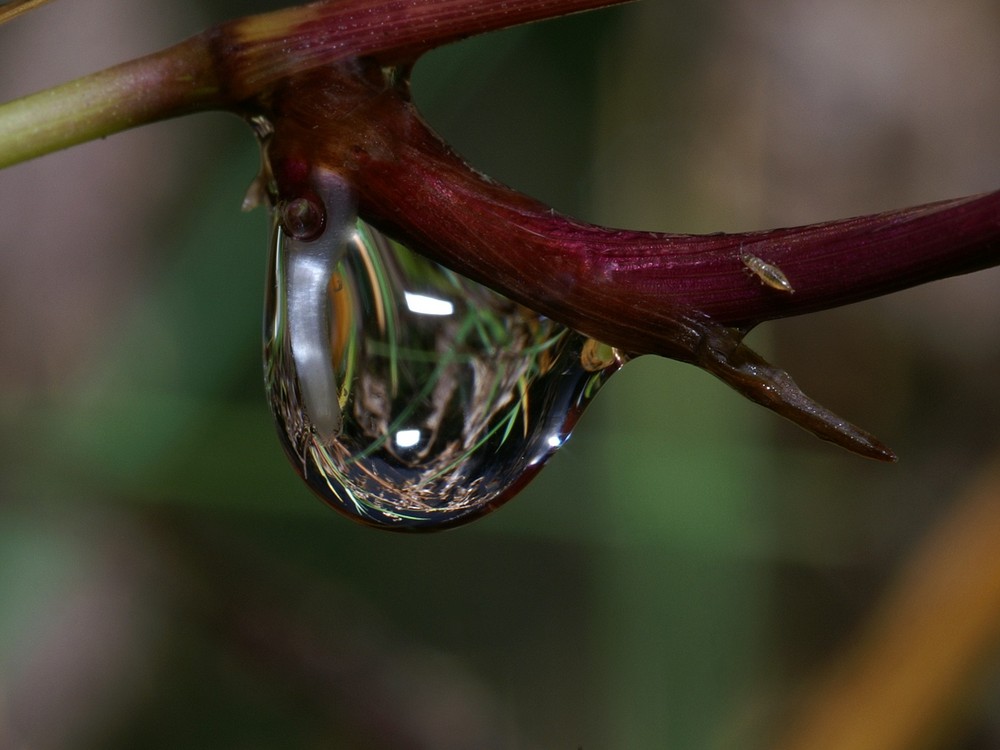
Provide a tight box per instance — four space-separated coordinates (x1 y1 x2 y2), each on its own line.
0 0 632 169
0 35 221 169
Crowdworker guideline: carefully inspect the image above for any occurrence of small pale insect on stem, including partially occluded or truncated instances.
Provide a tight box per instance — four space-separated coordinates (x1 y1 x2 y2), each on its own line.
741 252 795 293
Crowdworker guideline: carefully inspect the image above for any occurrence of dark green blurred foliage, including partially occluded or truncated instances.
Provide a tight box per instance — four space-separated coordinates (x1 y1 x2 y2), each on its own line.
3 1 1000 748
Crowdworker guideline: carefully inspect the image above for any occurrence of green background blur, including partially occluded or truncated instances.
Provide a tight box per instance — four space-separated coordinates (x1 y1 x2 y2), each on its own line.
3 1 1000 747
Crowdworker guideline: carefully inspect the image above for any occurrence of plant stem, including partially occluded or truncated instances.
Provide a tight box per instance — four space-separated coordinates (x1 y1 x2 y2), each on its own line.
261 60 1000 459
0 0 632 169
220 0 635 90
3 0 997 460
280 64 1000 348
0 37 220 169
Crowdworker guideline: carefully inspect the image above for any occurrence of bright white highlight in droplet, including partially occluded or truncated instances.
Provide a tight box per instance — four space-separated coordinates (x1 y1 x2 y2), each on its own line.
396 429 422 448
404 291 454 316
547 434 563 448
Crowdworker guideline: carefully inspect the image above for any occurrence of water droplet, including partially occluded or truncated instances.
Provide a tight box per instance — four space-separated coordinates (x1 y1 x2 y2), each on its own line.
280 197 324 240
264 170 621 530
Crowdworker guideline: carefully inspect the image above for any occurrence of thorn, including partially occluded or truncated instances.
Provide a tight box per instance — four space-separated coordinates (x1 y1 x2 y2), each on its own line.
693 323 896 462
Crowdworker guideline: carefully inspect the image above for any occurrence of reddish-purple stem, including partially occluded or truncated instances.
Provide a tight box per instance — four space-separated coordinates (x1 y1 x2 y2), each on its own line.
359 121 1000 344
215 0 635 99
259 57 1000 460
15 0 990 458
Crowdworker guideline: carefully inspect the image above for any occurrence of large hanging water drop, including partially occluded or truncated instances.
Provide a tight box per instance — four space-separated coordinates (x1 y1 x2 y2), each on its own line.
264 170 622 530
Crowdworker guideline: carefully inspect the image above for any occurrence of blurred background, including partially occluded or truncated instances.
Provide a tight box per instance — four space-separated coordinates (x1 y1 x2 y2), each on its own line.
3 0 1000 747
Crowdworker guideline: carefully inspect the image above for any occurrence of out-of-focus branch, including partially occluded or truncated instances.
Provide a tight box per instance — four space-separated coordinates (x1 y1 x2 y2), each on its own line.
0 0 55 25
773 453 1000 750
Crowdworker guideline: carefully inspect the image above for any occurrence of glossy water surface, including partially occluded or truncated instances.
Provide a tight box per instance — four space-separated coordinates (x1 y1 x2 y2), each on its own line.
264 173 621 530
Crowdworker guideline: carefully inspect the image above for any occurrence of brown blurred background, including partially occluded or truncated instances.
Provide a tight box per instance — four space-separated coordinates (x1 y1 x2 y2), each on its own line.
2 1 1000 747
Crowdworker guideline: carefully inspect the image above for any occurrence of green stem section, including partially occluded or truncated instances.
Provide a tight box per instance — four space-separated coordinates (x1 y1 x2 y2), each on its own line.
0 36 221 169
0 0 631 169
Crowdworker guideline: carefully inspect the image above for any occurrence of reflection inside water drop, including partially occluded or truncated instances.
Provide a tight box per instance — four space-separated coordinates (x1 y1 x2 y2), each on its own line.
264 172 622 530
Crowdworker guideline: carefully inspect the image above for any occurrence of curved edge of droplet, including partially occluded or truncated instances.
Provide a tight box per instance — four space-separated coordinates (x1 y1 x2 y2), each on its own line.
283 170 357 442
327 343 622 533
282 365 619 533
267 333 623 532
